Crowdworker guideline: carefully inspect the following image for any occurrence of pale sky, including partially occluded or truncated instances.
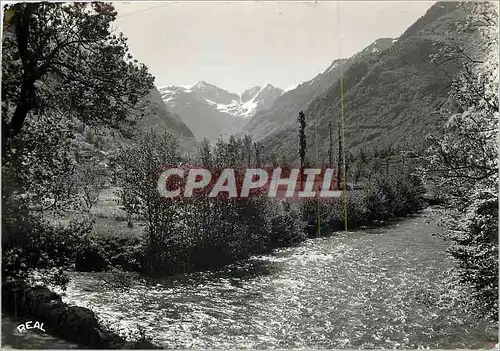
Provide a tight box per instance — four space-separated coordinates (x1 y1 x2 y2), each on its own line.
113 1 435 94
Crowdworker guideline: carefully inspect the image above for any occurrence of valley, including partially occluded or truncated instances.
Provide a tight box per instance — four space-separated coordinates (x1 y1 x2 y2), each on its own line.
154 2 471 165
2 1 497 350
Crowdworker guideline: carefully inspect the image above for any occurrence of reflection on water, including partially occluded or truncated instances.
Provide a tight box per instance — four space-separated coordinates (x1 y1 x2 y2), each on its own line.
60 209 497 349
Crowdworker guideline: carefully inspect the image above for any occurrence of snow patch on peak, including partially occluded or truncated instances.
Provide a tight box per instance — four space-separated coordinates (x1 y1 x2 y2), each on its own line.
191 80 210 90
161 82 283 119
284 83 299 92
207 83 282 118
178 83 196 89
325 60 342 74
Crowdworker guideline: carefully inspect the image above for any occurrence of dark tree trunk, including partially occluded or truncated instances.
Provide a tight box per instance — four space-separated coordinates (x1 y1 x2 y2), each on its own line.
3 4 39 153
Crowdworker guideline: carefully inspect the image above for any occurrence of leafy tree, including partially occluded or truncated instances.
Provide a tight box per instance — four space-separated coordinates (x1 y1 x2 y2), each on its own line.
2 2 155 152
426 1 498 319
243 135 253 166
112 131 183 273
227 135 239 165
268 151 279 168
253 141 264 166
2 2 155 287
2 116 77 216
212 137 227 165
113 130 182 228
75 157 108 211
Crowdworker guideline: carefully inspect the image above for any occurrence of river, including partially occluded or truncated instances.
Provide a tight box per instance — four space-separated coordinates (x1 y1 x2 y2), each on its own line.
3 209 497 349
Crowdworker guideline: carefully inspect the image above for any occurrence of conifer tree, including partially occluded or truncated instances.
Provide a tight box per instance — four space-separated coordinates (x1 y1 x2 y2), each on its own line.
297 111 306 188
327 121 334 168
337 119 343 189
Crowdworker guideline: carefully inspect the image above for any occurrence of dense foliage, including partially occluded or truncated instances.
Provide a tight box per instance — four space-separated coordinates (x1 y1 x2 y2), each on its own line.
113 132 307 276
2 2 155 287
425 1 498 320
301 171 426 235
2 2 154 150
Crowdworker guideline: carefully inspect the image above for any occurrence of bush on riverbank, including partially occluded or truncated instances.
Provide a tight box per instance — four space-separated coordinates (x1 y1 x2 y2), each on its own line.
145 195 306 275
301 172 426 233
75 236 144 272
112 132 307 276
2 214 93 287
445 190 498 319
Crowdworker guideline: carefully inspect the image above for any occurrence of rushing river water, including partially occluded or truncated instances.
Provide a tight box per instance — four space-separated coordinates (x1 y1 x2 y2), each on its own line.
4 209 497 349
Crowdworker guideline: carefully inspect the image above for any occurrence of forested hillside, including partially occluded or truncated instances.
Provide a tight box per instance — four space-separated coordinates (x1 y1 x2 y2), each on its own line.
256 2 470 163
240 38 394 142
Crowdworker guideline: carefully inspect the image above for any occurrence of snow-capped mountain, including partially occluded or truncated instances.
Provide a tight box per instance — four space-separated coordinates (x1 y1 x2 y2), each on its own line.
205 84 284 118
161 81 283 119
159 81 283 141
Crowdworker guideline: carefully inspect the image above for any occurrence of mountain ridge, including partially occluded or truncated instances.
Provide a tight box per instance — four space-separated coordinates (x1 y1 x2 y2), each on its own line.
239 37 395 141
159 81 284 141
254 1 471 164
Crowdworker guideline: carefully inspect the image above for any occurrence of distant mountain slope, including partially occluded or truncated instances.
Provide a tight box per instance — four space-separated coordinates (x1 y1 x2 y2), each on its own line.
74 85 199 158
159 81 283 142
137 86 199 154
256 2 472 163
240 38 394 141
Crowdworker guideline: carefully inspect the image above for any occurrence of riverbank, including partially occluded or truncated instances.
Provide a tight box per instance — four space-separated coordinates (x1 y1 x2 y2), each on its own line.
73 173 427 275
2 173 430 348
2 315 82 349
1 280 159 349
58 209 498 349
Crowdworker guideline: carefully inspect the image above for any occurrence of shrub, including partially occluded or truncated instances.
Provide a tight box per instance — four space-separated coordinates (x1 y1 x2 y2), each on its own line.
300 172 425 234
75 241 109 272
2 216 93 288
136 196 307 276
446 189 498 319
363 173 425 221
265 200 307 248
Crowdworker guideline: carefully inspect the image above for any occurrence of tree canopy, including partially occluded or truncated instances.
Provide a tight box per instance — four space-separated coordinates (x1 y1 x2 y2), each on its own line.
2 2 155 152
